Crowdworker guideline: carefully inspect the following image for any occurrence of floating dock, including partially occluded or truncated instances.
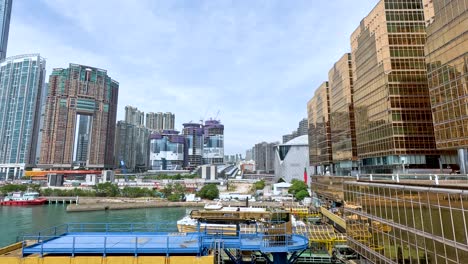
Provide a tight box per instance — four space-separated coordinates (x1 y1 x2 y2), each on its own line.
1 222 309 264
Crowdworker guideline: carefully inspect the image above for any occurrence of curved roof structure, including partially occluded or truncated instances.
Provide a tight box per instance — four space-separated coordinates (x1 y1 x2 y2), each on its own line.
282 135 308 146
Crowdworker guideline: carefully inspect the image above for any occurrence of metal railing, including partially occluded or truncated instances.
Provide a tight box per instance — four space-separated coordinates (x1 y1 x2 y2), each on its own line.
357 173 468 185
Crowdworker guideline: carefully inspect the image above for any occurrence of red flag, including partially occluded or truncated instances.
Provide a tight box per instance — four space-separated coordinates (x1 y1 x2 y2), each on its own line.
304 167 308 184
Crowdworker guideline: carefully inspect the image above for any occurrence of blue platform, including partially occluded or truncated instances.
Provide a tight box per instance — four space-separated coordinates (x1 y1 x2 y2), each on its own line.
21 223 308 257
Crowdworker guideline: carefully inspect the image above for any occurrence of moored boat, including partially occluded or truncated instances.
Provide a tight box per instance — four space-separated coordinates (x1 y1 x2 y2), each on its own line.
0 191 47 206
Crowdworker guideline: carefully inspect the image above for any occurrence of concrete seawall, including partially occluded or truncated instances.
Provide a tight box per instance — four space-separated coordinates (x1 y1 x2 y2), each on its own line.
66 201 204 212
66 200 282 212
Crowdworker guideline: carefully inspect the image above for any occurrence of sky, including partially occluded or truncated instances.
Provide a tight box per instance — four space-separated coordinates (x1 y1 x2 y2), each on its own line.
8 0 378 155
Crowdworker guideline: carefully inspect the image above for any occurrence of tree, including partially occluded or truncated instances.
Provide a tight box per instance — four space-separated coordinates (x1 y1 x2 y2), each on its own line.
198 184 219 200
95 182 119 197
254 180 265 190
295 190 310 201
288 179 308 200
161 183 173 198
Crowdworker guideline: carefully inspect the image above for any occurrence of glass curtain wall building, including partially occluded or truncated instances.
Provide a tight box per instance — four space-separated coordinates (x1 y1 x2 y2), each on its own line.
39 64 119 169
425 0 468 174
350 0 450 173
307 81 333 175
203 120 224 164
0 54 46 179
182 122 204 169
329 53 358 176
149 130 185 170
0 0 12 60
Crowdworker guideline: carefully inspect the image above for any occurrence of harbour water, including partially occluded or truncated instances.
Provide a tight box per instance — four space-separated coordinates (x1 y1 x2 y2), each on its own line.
0 204 191 247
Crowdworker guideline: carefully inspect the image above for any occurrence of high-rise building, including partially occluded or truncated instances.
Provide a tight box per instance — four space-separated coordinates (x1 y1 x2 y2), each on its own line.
146 112 162 131
124 105 144 126
146 112 174 131
245 149 252 161
39 64 119 169
282 133 295 144
253 141 277 174
114 121 149 172
307 82 332 175
163 112 175 130
203 120 224 164
425 0 468 174
182 122 204 169
149 130 185 170
282 118 308 143
350 0 450 174
0 54 46 179
0 0 12 60
297 118 308 136
329 53 358 176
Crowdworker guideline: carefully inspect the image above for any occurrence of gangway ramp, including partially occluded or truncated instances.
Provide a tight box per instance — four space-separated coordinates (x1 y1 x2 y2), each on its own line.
320 207 346 231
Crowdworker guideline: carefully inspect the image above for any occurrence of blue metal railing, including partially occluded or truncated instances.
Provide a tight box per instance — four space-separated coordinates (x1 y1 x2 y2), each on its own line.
21 221 309 257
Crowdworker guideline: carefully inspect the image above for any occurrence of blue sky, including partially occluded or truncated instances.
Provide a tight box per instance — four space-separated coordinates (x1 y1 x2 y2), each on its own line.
8 0 377 155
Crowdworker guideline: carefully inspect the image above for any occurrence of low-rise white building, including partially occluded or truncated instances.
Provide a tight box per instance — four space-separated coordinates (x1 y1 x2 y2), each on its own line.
274 135 311 183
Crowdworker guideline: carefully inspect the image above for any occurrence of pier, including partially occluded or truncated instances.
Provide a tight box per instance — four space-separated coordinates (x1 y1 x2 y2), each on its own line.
0 222 309 264
45 196 79 204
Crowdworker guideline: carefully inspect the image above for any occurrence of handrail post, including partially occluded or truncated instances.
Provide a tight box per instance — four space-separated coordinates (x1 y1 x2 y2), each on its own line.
38 232 41 243
166 236 169 257
40 237 44 257
72 236 75 257
103 236 107 257
135 236 138 257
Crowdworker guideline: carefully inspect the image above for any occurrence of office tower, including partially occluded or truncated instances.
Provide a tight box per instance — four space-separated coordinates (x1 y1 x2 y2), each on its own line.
114 121 149 172
329 53 358 176
0 0 12 60
149 130 185 170
39 64 119 169
254 141 276 174
350 0 447 174
307 82 332 175
163 112 175 130
203 120 224 164
0 54 46 179
282 133 295 144
124 105 144 126
182 122 203 169
425 0 468 174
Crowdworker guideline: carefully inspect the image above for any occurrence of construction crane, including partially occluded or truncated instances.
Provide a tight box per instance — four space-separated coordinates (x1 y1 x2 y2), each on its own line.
215 110 220 121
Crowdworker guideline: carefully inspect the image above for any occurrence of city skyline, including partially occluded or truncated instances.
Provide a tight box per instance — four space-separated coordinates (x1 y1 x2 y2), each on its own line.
7 0 378 154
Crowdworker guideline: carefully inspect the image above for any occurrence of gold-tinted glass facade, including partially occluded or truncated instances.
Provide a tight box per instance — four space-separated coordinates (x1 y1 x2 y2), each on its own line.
351 0 439 167
329 53 358 174
307 98 318 166
344 181 468 264
311 175 355 203
308 82 332 168
426 0 468 149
